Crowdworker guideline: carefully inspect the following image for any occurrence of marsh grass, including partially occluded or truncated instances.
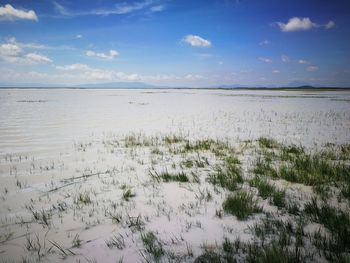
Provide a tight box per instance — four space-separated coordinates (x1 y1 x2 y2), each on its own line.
149 170 189 183
223 192 262 220
208 155 242 191
26 205 51 227
122 189 136 201
249 176 286 208
258 137 280 149
141 231 164 262
249 176 275 199
106 234 125 249
304 198 350 258
74 192 92 205
254 140 350 200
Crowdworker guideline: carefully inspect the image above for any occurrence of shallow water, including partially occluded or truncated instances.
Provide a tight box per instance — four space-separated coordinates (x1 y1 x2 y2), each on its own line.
1 88 349 158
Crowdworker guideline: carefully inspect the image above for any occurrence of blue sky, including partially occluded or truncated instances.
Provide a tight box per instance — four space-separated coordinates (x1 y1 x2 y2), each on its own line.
0 0 349 87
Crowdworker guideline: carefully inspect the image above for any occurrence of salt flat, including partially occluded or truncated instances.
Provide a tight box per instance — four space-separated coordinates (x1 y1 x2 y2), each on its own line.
0 89 349 262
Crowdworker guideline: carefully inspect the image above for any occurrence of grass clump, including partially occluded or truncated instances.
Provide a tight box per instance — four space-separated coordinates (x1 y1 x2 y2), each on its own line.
223 192 262 220
249 176 286 208
249 177 275 199
122 189 136 201
271 189 286 208
149 169 190 183
141 231 164 262
106 234 125 249
163 135 184 144
258 137 279 149
304 198 350 259
246 243 305 263
208 155 242 191
74 192 92 205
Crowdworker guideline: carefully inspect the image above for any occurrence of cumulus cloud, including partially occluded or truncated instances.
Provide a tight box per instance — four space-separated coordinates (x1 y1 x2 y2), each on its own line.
0 4 38 21
276 17 336 32
276 17 317 32
0 43 22 56
86 49 119 60
183 35 212 48
0 40 52 64
258 57 272 63
306 66 319 72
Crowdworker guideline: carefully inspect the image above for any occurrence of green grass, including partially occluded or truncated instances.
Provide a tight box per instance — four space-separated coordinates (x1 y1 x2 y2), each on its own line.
249 177 275 199
254 141 350 200
149 170 190 183
74 192 92 205
141 231 164 262
223 192 262 220
163 135 184 144
258 137 279 149
304 198 350 258
208 155 242 191
122 189 136 201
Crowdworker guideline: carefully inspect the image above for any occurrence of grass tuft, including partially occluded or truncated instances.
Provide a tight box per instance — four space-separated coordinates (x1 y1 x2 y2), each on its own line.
222 192 262 220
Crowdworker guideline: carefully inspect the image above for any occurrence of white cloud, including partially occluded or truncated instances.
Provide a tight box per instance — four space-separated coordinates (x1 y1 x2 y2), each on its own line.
306 66 319 72
86 49 119 60
25 53 52 63
75 34 82 39
185 74 206 80
7 37 46 50
113 0 155 14
51 0 165 18
325 20 336 29
0 39 52 64
0 4 38 21
259 40 270 46
218 61 223 65
272 70 280 74
56 64 91 71
150 5 165 12
0 43 22 56
276 17 336 32
183 35 212 48
298 59 309 64
53 1 69 16
281 55 291 63
258 57 272 63
276 17 317 32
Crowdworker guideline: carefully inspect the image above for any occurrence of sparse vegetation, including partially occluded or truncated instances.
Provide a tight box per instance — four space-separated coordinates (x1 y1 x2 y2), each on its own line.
223 192 262 220
141 231 164 262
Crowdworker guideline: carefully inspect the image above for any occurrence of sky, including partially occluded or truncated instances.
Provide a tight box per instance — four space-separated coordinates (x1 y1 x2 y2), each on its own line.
0 0 349 87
